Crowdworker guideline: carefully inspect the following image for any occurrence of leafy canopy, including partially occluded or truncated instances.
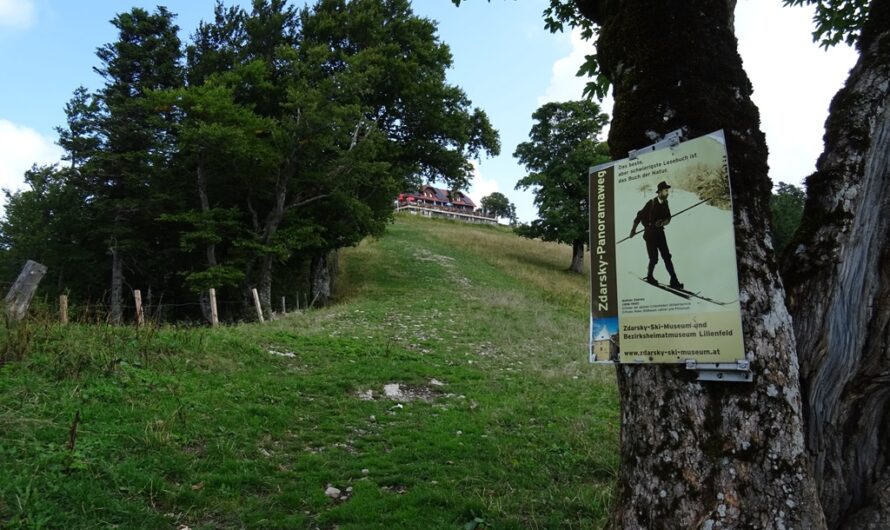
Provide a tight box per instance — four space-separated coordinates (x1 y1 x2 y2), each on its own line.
480 192 517 224
1 0 500 319
782 0 870 48
514 100 610 246
770 182 806 255
453 0 872 99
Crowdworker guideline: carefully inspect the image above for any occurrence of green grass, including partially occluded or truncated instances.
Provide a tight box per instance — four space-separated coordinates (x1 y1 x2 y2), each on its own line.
0 214 618 529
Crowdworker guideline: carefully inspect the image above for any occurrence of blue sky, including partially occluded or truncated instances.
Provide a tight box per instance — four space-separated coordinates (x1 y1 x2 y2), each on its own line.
0 0 857 222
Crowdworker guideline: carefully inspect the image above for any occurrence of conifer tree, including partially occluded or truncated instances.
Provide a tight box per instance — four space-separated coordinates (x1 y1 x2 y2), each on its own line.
87 7 184 322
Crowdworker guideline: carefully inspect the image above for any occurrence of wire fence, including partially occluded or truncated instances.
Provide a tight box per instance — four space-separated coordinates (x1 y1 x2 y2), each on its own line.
5 286 311 327
2 260 319 327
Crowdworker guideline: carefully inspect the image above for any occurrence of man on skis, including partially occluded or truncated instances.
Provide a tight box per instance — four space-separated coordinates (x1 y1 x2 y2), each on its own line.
630 181 684 289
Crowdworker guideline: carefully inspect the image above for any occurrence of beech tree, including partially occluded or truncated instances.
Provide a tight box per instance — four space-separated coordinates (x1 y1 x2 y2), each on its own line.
129 0 501 319
298 0 500 306
149 82 279 321
480 192 517 223
514 100 610 273
184 0 328 319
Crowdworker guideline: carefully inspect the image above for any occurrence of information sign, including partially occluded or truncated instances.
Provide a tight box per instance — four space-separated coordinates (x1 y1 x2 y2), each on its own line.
589 130 745 364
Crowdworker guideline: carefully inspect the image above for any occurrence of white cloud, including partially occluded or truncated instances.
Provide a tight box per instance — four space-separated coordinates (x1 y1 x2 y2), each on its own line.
0 0 36 29
538 28 596 106
538 27 614 140
736 0 857 188
467 161 500 208
536 2 857 189
0 119 63 203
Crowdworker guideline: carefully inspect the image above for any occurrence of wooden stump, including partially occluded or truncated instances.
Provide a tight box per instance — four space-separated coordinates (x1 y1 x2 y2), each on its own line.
251 288 264 323
209 288 219 327
133 289 144 326
60 295 68 324
4 260 47 321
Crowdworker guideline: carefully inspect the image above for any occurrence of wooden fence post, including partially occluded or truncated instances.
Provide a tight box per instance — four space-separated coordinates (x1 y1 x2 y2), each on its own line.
281 296 286 314
208 288 219 327
4 260 47 321
251 288 264 323
133 289 144 327
59 295 69 325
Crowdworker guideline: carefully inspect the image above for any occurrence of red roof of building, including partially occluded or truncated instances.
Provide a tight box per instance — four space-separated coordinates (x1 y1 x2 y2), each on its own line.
399 185 475 208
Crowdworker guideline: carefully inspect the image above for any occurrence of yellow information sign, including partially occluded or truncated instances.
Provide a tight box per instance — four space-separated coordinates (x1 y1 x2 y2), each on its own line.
589 130 744 364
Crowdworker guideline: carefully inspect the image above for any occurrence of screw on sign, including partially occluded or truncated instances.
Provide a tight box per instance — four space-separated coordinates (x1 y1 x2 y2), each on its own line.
3 260 47 321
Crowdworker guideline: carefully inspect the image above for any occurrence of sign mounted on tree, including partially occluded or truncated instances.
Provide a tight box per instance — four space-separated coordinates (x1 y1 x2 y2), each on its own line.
588 130 744 367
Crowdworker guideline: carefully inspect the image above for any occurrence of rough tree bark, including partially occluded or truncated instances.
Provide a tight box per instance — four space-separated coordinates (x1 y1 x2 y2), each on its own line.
196 162 217 268
254 151 329 320
310 250 338 308
257 157 294 321
575 0 825 527
570 238 585 273
196 161 217 323
259 254 277 318
782 3 890 528
109 242 123 324
239 156 294 321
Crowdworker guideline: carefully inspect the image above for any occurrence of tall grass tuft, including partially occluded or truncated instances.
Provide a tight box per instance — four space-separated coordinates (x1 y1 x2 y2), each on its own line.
1 316 35 365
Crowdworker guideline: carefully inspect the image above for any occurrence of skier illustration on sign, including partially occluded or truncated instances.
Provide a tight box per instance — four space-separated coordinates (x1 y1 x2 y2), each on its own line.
629 181 684 289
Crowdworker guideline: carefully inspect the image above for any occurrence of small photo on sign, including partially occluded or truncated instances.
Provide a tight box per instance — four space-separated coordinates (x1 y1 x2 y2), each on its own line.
590 316 619 362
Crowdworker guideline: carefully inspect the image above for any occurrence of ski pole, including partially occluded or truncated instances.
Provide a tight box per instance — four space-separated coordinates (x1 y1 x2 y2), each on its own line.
615 199 709 244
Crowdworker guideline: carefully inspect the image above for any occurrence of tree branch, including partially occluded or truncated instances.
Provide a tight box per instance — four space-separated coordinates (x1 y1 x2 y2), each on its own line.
286 192 330 211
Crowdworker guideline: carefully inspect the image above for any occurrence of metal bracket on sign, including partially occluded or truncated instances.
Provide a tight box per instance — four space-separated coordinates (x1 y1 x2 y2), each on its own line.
628 129 683 160
685 359 753 383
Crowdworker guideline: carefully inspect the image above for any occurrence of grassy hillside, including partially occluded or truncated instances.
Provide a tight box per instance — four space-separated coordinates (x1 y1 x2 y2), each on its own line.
0 214 619 529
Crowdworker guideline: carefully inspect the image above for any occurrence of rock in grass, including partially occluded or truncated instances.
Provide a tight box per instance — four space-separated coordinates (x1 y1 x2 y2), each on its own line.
325 486 342 499
383 383 403 399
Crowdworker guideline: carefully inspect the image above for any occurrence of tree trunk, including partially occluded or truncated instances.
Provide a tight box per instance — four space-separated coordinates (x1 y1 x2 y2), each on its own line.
109 243 123 324
569 238 585 273
241 259 256 320
197 161 217 323
198 291 212 324
253 156 297 321
782 3 890 528
310 252 333 308
259 254 274 319
196 162 218 269
576 0 825 527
